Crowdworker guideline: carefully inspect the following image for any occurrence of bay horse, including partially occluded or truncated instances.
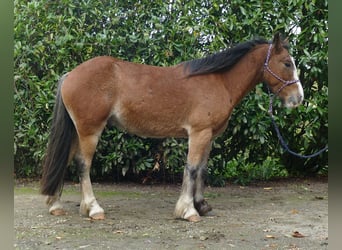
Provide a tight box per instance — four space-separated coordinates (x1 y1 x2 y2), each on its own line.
41 33 303 222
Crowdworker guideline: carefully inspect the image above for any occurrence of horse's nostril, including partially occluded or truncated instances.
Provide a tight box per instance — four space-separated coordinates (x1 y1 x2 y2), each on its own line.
298 94 304 103
288 96 296 104
285 95 303 108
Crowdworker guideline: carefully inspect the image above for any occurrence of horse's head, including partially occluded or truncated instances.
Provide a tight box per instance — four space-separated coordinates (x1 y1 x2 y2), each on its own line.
263 33 304 108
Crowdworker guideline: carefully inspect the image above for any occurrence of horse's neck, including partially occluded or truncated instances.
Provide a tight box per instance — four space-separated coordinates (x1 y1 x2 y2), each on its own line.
222 45 267 105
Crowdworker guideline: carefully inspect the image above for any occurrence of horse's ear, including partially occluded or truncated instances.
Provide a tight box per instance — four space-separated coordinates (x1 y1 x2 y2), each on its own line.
283 37 290 47
272 32 283 53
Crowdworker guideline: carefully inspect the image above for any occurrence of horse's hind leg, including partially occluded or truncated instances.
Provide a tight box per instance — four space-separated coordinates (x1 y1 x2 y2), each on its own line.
174 129 212 222
77 133 105 220
46 140 78 216
47 190 65 215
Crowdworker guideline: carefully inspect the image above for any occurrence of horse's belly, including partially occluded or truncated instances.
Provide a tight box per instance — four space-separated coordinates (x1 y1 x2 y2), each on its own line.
108 111 188 139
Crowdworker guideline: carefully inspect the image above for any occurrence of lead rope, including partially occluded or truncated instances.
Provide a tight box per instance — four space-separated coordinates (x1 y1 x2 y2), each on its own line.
267 87 328 158
265 44 328 158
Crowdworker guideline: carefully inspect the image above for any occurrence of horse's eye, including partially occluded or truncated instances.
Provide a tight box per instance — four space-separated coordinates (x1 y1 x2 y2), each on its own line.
284 62 291 68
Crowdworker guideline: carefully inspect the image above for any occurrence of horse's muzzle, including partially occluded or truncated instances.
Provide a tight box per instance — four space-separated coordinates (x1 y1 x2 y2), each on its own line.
283 93 304 108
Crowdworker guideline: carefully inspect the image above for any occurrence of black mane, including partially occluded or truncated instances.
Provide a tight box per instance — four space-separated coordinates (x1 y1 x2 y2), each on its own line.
184 38 269 76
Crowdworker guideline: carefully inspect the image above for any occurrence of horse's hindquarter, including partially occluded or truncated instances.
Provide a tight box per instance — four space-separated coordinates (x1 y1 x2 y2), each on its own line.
61 56 120 136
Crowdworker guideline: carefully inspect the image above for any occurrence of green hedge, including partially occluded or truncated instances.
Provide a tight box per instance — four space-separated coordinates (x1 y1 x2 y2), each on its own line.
14 0 328 185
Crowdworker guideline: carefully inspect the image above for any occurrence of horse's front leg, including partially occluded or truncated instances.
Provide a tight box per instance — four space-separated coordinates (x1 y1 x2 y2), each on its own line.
174 129 212 222
194 161 212 216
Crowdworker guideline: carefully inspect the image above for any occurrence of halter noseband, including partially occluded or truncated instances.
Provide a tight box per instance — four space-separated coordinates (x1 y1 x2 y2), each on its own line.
264 44 300 95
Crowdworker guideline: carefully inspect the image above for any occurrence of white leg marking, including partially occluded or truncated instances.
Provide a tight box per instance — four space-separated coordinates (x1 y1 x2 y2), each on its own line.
47 195 66 215
79 175 105 219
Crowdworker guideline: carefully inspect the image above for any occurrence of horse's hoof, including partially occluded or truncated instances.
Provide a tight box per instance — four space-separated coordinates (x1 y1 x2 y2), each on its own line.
186 215 201 222
195 200 213 216
90 213 105 220
50 208 66 216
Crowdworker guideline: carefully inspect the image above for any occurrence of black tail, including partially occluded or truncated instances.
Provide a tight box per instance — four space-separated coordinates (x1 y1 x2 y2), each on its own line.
41 73 75 196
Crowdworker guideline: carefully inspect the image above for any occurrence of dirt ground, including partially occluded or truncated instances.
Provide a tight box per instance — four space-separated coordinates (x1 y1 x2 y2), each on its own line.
14 178 328 250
